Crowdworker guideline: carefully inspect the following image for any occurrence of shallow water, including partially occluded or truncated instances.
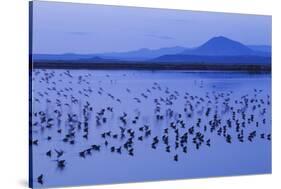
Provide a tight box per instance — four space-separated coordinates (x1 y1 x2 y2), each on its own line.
30 69 271 188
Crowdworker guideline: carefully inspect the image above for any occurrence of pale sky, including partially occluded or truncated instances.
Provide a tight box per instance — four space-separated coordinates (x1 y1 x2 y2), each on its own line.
31 1 272 54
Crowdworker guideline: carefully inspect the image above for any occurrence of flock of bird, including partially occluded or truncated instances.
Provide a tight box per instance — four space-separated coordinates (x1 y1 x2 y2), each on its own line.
30 69 271 186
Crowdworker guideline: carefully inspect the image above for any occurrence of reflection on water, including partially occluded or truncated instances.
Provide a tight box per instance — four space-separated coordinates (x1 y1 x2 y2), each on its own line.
30 69 271 188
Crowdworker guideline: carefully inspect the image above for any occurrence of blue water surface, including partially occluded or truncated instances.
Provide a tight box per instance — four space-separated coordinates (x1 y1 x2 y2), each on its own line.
30 70 271 188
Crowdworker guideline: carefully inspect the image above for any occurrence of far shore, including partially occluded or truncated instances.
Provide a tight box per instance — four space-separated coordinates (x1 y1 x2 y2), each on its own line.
31 61 271 73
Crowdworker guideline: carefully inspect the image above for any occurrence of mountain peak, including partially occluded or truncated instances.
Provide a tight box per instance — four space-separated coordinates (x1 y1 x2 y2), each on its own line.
211 36 232 40
183 36 253 56
205 36 245 46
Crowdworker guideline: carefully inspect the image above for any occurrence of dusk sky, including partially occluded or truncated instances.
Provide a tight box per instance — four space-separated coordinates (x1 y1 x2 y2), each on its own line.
32 1 272 54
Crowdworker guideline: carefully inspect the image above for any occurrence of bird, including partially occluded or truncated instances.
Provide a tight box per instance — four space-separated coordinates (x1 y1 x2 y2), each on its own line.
173 154 178 162
56 160 66 169
46 150 52 157
37 174 43 185
55 149 64 158
79 151 86 158
31 140 38 146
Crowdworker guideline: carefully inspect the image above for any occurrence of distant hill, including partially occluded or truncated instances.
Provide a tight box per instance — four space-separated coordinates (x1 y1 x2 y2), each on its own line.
33 47 187 62
153 36 271 64
97 46 186 61
182 36 254 56
33 53 91 61
33 54 118 63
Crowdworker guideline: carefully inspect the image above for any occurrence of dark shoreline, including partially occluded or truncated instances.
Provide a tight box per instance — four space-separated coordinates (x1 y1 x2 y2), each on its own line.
32 62 271 73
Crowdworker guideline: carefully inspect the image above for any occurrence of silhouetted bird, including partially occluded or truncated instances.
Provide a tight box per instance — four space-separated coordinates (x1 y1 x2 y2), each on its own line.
56 160 66 169
46 150 52 157
37 174 43 185
174 154 178 162
55 149 64 158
